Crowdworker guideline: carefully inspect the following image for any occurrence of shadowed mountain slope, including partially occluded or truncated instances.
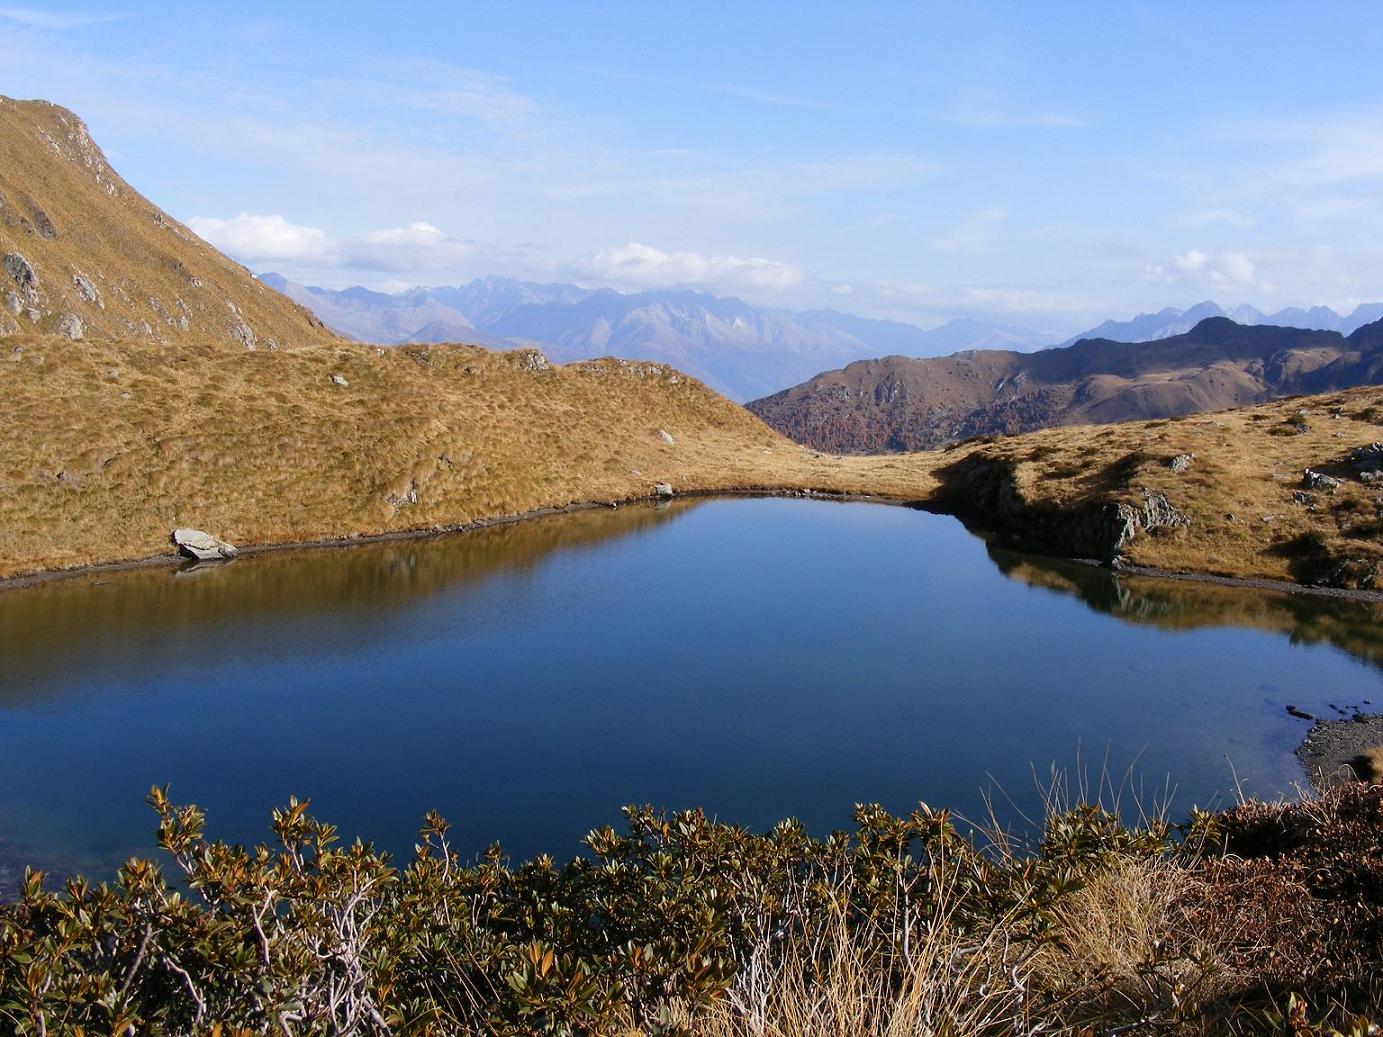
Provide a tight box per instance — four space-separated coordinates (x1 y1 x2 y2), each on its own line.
748 316 1383 452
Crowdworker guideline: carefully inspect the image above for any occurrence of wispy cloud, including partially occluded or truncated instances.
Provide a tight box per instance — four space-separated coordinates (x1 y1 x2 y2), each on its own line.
576 65 842 111
0 6 129 29
573 241 804 293
933 207 1007 255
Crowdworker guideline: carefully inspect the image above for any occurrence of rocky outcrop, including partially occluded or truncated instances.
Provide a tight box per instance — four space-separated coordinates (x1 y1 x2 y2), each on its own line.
935 455 1192 563
4 252 37 302
171 528 239 562
653 482 674 498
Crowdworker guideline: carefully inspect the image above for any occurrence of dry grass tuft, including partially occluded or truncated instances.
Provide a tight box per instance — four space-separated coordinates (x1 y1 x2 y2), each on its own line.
1359 746 1383 782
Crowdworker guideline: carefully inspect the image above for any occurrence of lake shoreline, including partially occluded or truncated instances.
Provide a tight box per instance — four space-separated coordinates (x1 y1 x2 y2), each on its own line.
3 485 1383 604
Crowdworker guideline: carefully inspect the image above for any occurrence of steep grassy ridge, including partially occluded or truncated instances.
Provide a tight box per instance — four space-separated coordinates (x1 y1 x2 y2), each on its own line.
0 97 333 349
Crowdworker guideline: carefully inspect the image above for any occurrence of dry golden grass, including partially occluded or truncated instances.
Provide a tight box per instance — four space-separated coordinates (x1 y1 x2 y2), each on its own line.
685 915 1029 1037
0 332 939 579
939 386 1383 586
1031 856 1233 1029
1360 746 1383 782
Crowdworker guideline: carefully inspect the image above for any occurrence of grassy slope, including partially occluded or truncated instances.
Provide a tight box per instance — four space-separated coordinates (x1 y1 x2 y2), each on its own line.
0 332 936 578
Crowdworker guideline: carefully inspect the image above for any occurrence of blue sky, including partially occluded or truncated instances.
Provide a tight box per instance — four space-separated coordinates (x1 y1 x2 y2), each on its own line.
5 2 1383 331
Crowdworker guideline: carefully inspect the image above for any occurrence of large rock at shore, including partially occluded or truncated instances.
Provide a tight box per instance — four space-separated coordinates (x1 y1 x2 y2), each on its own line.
171 527 239 561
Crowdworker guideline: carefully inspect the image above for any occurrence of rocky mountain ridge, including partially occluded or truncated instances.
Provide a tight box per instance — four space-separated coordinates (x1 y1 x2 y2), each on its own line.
257 272 1059 401
748 316 1383 453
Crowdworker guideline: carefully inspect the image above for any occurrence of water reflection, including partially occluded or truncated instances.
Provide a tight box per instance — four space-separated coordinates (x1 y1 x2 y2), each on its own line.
0 499 699 701
0 497 1379 887
986 546 1383 672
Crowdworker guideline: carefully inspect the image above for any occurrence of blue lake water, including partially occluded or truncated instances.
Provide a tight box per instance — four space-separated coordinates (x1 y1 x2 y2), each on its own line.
1 496 1380 881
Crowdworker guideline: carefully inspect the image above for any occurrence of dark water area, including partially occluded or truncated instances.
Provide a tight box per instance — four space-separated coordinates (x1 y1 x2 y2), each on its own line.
1 497 1380 883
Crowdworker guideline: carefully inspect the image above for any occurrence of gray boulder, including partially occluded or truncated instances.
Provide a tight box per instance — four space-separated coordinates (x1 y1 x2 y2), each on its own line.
56 313 83 340
1303 468 1342 491
652 482 674 498
1165 453 1194 474
172 528 239 561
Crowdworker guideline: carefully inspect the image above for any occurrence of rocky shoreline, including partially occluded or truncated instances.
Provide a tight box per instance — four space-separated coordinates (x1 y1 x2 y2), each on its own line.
1295 710 1383 788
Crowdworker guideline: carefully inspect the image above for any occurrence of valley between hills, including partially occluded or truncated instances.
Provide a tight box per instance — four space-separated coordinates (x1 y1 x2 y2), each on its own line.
1 96 1381 593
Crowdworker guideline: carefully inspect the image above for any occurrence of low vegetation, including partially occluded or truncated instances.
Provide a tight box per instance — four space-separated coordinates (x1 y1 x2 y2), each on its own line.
2 783 1381 1035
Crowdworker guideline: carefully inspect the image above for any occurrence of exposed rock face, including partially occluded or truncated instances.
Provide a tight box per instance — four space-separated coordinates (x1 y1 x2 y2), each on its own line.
71 272 100 306
935 454 1192 563
3 252 37 301
1140 489 1191 532
514 348 550 373
1349 443 1383 476
171 528 239 561
230 319 256 350
1166 453 1193 474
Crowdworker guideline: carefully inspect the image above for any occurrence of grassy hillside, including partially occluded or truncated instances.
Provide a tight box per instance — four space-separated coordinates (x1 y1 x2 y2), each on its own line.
0 331 920 579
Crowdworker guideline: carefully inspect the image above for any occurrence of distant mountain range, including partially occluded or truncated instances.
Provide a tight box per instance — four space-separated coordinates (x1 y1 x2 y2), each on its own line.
258 273 1060 401
747 316 1383 453
1061 301 1383 346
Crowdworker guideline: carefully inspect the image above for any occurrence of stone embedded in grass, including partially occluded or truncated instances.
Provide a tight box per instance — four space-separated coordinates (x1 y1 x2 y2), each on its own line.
56 312 83 339
172 528 239 562
1303 468 1341 491
1165 453 1193 474
658 429 674 445
653 482 674 498
72 272 100 306
330 373 349 387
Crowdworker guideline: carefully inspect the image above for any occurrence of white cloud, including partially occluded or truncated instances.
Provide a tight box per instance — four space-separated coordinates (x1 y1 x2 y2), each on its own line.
932 207 1007 255
188 213 338 264
577 242 805 294
188 214 477 273
1145 249 1261 290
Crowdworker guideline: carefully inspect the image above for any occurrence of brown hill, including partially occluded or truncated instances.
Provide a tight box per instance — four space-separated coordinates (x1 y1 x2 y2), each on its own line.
747 317 1383 452
0 96 333 349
